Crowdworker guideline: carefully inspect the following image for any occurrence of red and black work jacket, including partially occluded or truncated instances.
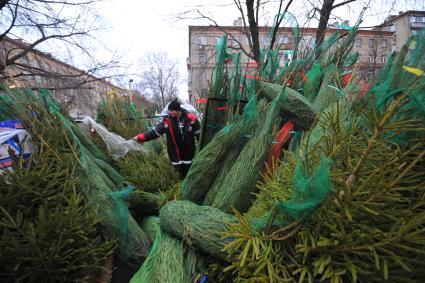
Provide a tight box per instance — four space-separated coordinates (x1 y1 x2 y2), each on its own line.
144 111 201 166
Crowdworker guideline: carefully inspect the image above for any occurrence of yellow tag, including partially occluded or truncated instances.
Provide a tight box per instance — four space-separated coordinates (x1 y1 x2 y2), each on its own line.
409 39 416 50
9 85 16 89
403 66 424 76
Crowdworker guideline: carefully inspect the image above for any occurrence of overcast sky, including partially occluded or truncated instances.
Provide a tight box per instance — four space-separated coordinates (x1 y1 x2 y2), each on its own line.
95 0 424 101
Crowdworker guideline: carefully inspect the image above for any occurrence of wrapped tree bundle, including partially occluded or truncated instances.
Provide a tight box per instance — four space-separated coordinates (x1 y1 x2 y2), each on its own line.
182 97 259 204
127 191 161 215
139 216 160 242
209 94 283 214
130 228 204 283
0 88 151 265
259 81 316 129
220 34 425 282
159 200 237 261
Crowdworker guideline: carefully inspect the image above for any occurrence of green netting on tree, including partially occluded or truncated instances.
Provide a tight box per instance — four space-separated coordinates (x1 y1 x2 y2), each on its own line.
226 51 244 122
202 133 249 205
277 156 332 222
139 216 160 242
0 111 114 282
209 96 282 214
211 35 232 98
344 52 359 67
159 200 237 261
221 52 425 281
107 185 134 260
304 63 322 101
364 33 425 144
257 11 300 83
299 97 352 156
127 191 161 215
198 35 234 148
260 48 280 82
0 88 151 265
130 228 204 283
182 95 260 204
259 81 316 129
312 64 345 113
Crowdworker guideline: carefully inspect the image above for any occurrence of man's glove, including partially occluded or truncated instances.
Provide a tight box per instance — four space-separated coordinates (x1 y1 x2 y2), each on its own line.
187 113 197 123
134 133 146 142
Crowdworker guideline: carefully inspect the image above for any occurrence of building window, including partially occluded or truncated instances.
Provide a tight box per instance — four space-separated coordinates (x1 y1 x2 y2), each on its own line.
261 35 270 46
368 38 376 48
355 38 362 47
276 35 290 45
21 55 29 65
229 36 239 47
413 16 425 22
381 39 387 48
215 37 222 45
368 54 375 63
199 52 207 64
198 35 207 47
300 35 314 48
381 55 387 63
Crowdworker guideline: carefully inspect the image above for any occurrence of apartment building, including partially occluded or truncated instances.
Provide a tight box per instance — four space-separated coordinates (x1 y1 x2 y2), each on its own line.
0 36 125 117
187 22 395 102
374 10 425 51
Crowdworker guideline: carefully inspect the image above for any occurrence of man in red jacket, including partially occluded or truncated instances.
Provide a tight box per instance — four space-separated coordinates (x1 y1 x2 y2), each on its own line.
135 99 201 178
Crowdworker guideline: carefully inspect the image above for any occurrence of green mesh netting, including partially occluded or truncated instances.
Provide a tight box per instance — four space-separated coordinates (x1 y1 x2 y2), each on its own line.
312 64 345 113
278 156 332 222
304 63 322 101
259 81 316 129
198 35 233 148
107 185 134 260
159 200 237 261
208 93 283 213
0 88 151 264
365 33 425 145
182 95 260 204
139 216 160 242
130 227 204 283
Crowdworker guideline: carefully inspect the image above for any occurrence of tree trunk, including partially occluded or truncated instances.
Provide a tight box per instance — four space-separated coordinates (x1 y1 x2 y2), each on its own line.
315 0 335 48
246 0 260 62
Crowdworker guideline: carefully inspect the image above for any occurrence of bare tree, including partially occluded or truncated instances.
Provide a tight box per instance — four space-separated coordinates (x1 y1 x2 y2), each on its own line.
177 0 363 64
137 52 180 109
313 0 357 47
0 0 129 116
0 0 124 86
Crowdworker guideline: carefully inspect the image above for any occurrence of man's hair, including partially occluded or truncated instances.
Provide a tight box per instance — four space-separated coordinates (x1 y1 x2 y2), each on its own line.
168 99 182 111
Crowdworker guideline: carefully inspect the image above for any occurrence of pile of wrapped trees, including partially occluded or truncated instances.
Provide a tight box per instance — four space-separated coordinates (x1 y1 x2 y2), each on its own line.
130 25 425 283
0 88 185 281
1 17 424 283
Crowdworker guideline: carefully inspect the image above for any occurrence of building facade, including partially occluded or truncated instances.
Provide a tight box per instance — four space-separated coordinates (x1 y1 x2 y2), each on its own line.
187 23 395 102
374 10 425 51
0 36 125 118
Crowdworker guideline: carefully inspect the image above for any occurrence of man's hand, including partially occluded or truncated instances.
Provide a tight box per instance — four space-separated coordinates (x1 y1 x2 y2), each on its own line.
134 133 145 142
